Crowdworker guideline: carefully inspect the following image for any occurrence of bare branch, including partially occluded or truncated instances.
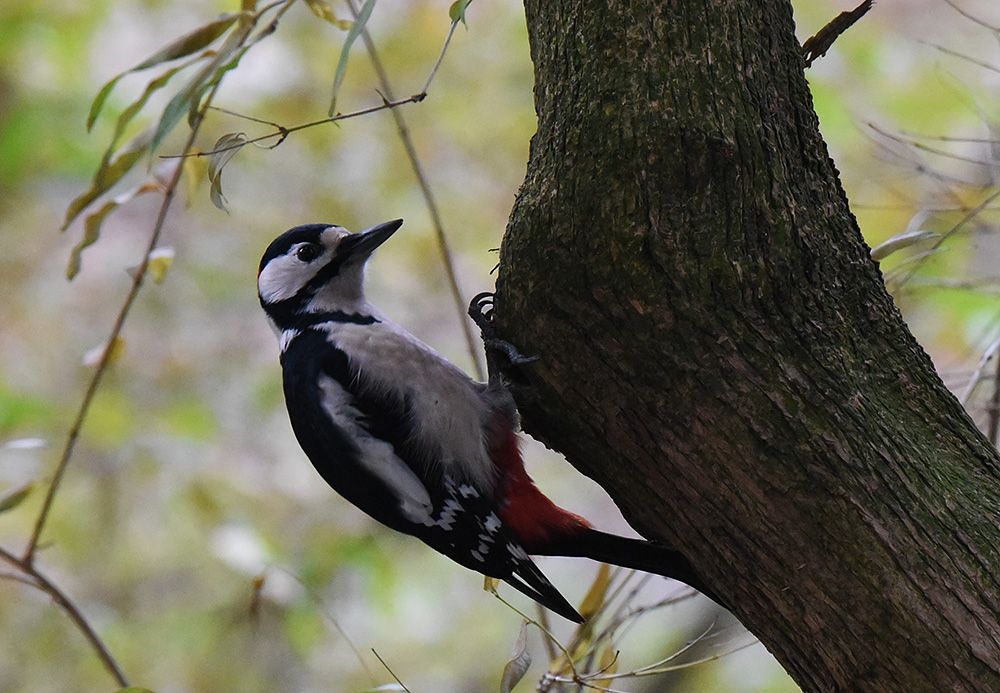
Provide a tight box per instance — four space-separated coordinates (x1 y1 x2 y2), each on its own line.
802 0 874 68
0 545 129 687
346 0 486 380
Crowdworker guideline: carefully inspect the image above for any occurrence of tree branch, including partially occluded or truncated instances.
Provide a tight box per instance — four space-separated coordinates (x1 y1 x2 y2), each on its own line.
0 545 129 688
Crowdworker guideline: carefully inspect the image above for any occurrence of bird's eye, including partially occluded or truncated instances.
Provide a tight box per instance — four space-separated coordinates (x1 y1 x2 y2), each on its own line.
296 244 321 263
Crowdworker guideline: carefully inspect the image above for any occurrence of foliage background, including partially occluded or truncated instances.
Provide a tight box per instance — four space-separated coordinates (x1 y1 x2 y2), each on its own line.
1 0 998 691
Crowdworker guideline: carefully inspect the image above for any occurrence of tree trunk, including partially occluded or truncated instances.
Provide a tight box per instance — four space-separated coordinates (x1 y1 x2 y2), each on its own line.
495 0 1000 690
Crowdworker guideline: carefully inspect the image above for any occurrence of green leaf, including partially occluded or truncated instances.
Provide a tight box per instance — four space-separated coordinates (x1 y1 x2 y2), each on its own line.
0 483 34 515
88 14 240 129
328 0 378 116
151 38 251 152
67 201 119 280
150 87 194 154
186 45 251 130
448 0 473 25
67 180 160 279
62 127 153 232
114 687 158 693
106 59 197 154
88 76 126 132
134 14 240 72
208 133 248 211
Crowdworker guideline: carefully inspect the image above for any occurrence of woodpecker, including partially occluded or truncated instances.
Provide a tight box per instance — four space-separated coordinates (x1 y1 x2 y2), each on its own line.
257 219 719 623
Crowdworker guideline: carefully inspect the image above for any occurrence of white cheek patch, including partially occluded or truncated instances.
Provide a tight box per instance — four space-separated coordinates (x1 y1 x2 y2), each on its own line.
258 246 327 303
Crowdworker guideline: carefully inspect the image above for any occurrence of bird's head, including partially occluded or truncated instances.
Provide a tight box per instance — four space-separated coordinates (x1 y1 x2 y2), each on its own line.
258 219 403 330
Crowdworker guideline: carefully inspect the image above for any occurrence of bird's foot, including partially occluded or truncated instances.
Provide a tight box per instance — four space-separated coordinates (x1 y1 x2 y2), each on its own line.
468 292 538 384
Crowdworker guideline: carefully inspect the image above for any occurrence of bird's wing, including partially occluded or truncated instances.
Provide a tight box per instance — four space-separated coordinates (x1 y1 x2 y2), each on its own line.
282 329 434 530
323 319 499 491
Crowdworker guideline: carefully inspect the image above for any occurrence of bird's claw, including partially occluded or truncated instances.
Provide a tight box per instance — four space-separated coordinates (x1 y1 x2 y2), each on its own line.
468 292 497 336
468 292 537 384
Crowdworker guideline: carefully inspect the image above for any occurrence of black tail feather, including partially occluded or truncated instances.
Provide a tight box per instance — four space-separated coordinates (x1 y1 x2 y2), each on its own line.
536 528 726 608
506 560 585 623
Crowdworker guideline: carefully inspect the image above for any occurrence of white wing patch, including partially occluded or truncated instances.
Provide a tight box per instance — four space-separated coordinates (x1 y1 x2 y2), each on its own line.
316 373 433 524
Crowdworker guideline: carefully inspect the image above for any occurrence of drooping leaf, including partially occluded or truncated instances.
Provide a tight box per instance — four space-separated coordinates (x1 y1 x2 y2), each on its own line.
592 643 619 690
305 0 353 29
500 620 532 693
449 0 473 25
182 152 208 204
89 77 127 133
67 181 160 279
208 133 248 211
62 127 154 232
328 0 378 116
151 15 254 153
150 87 198 155
114 688 158 693
0 483 34 515
105 59 199 154
134 14 241 72
185 45 252 131
578 562 612 619
67 201 118 280
88 14 240 129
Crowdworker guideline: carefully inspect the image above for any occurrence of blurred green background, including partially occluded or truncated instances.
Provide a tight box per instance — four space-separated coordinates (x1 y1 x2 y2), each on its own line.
1 0 999 691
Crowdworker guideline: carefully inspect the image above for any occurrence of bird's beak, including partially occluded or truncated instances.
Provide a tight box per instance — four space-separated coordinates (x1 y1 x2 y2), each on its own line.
338 219 403 260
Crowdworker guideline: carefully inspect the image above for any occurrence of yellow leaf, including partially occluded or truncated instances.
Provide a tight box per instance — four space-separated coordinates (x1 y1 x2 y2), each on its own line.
578 562 611 619
182 154 208 205
305 0 353 29
148 248 175 283
82 336 126 368
593 643 619 689
483 575 500 594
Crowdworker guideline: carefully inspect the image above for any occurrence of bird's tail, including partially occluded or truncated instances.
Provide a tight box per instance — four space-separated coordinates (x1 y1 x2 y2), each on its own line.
535 528 725 607
505 557 585 623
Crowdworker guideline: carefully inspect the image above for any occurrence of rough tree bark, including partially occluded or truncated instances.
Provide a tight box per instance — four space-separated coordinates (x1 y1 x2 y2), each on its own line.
494 1 1000 691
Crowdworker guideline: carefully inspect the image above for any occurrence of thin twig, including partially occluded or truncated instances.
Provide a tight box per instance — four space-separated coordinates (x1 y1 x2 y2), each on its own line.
0 545 129 687
25 99 214 563
868 122 999 168
164 94 428 159
274 566 378 683
919 41 1000 76
488 586 584 683
422 17 460 95
371 648 413 693
891 188 1000 289
347 0 485 380
19 45 230 687
941 0 1000 32
25 0 289 564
